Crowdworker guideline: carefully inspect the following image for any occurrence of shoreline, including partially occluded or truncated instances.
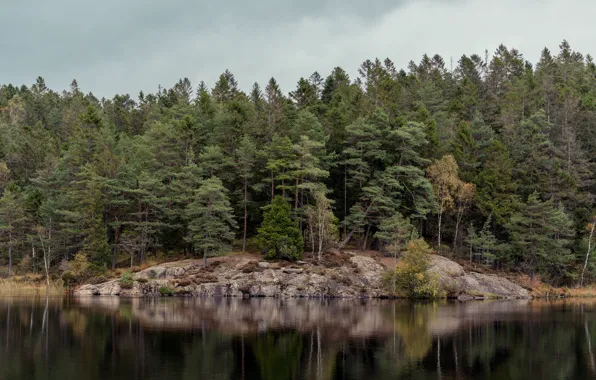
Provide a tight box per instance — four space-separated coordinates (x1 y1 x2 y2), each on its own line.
74 252 532 300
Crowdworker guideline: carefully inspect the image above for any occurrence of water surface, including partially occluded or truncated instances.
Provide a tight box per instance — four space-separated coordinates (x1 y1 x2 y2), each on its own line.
1 297 595 380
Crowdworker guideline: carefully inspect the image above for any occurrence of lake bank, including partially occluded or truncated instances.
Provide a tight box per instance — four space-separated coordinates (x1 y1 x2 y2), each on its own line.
74 251 531 300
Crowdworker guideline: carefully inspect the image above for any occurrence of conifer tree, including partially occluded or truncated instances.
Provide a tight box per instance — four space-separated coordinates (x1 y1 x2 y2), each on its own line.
507 192 574 284
0 186 28 276
256 196 303 261
236 135 257 252
186 176 237 267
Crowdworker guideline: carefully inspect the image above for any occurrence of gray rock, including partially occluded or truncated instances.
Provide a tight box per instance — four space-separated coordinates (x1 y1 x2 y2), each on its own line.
76 280 121 296
282 268 304 274
75 254 529 299
428 255 529 299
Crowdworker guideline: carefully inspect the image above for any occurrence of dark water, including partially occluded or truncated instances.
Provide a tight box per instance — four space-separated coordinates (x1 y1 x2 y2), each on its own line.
1 297 596 380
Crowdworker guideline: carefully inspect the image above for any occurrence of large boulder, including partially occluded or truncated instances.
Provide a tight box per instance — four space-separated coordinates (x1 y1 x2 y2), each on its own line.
76 280 121 296
428 255 529 299
457 272 530 298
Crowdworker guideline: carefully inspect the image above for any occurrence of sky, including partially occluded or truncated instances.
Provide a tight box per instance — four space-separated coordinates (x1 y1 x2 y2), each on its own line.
1 0 595 98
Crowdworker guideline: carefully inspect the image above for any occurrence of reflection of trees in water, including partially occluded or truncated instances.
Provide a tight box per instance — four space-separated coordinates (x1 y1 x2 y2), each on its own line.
2 299 596 379
253 331 303 380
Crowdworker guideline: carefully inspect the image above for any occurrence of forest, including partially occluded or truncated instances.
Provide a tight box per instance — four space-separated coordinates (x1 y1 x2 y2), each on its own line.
0 40 595 287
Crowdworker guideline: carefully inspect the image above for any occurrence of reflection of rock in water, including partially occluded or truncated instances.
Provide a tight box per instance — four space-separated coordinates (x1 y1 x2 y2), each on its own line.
4 298 596 380
74 297 538 339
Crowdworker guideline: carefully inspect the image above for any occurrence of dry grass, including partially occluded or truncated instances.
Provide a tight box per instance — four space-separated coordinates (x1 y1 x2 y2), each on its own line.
0 276 63 296
566 286 596 298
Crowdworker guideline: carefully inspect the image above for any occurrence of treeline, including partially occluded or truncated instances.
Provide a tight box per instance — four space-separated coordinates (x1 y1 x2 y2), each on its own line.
1 40 596 285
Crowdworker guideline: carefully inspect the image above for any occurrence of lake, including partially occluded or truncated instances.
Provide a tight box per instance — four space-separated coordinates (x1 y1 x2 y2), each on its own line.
0 297 595 380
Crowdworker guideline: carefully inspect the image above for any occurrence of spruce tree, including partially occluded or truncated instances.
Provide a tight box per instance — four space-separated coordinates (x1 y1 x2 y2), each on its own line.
186 176 237 267
256 196 303 261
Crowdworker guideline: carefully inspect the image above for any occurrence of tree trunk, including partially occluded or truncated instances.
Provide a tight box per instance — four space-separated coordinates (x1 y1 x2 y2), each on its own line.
46 220 51 288
580 221 595 287
295 178 299 209
203 250 208 268
271 171 275 200
309 215 315 258
7 231 12 278
112 225 120 270
338 201 374 249
37 221 51 289
454 207 464 254
343 160 347 238
317 204 324 261
243 179 248 253
362 225 371 251
437 202 443 253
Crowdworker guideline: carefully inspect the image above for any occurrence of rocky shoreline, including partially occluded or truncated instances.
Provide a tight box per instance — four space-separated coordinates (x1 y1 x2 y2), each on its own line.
75 251 530 300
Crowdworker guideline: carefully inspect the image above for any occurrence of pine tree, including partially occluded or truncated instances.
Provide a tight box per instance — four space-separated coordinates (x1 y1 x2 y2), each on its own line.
236 135 257 252
256 196 303 261
186 176 237 267
507 192 574 284
466 215 498 265
0 186 28 276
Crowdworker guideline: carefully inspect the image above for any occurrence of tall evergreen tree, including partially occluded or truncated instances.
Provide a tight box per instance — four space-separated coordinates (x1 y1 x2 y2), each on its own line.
186 176 237 267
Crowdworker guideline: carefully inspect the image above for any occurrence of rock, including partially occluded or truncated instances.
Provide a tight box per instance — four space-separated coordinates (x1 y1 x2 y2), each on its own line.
75 280 121 296
458 272 529 298
349 256 385 288
428 255 529 299
457 294 474 302
75 253 529 299
326 247 341 255
135 260 196 280
428 255 465 282
282 268 303 274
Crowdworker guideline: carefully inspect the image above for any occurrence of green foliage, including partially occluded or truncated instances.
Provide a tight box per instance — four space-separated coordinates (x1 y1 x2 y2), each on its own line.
467 216 499 265
2 41 596 286
257 196 303 261
61 271 78 288
158 286 175 296
506 192 575 285
186 176 237 265
119 272 134 289
387 239 441 299
375 213 417 255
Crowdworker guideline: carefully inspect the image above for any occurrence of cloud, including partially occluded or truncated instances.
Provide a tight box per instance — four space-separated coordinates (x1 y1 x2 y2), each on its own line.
1 0 594 98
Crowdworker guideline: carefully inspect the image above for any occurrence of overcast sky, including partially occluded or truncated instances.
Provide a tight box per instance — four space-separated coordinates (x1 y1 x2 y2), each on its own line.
1 0 594 98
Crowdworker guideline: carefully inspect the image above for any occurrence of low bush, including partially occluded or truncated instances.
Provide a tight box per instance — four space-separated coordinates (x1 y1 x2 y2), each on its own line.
119 272 134 289
385 239 442 299
61 271 78 288
159 286 175 296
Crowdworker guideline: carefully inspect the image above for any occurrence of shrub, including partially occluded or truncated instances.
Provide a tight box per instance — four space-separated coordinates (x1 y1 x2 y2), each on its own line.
136 277 148 284
386 239 442 299
61 271 78 288
119 272 134 289
159 286 175 296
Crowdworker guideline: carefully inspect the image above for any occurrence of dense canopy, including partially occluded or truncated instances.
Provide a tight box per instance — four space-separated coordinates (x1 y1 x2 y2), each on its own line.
1 40 596 286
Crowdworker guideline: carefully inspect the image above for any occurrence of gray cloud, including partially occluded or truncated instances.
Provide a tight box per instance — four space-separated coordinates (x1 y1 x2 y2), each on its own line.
1 0 594 98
